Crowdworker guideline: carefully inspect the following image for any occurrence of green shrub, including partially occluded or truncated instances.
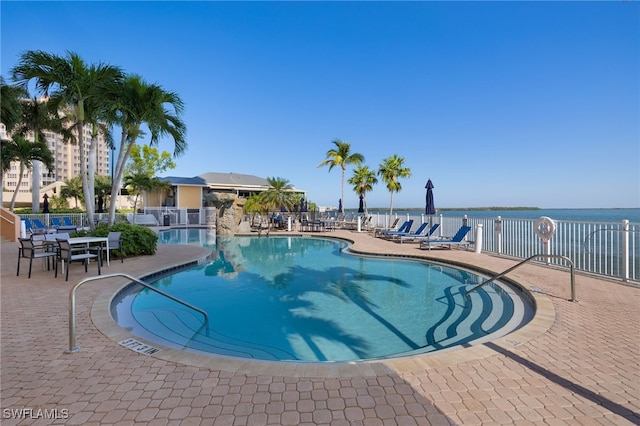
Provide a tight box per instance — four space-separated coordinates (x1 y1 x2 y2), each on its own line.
87 223 158 258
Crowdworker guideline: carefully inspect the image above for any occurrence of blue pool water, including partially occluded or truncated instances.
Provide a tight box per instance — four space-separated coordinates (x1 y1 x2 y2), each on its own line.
112 230 533 362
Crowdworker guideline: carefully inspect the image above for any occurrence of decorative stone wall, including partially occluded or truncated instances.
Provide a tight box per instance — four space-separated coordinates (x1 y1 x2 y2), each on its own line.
207 192 247 235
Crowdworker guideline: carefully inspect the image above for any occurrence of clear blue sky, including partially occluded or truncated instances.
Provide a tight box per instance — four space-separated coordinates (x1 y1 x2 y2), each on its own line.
2 1 638 209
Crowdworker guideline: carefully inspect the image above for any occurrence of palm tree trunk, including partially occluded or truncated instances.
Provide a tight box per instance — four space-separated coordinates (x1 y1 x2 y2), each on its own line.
10 163 25 212
31 160 41 212
86 131 98 228
341 167 345 212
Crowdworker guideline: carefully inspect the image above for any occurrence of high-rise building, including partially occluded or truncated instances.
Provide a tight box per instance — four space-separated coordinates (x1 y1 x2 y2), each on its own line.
1 122 110 205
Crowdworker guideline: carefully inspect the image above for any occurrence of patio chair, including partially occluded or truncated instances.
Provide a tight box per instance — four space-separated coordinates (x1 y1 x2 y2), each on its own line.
419 226 472 250
17 236 57 278
378 220 414 239
55 238 101 281
90 231 124 264
388 222 428 242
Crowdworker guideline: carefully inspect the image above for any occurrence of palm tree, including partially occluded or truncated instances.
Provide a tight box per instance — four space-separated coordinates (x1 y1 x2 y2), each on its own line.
243 193 270 229
124 172 157 214
14 97 67 213
317 139 364 212
348 165 378 215
60 176 84 209
255 177 295 235
378 154 412 217
94 174 112 213
0 76 26 133
106 74 186 225
260 177 295 212
4 134 54 211
0 77 26 206
11 50 124 229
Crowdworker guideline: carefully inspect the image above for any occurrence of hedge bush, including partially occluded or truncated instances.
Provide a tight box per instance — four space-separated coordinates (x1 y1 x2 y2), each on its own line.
76 223 158 258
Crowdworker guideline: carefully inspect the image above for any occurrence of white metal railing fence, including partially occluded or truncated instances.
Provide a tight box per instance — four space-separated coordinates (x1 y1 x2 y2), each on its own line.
395 213 639 283
17 210 639 283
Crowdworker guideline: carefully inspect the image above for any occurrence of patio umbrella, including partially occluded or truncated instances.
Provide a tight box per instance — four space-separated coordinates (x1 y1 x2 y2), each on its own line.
425 179 436 216
42 194 49 214
338 198 342 213
299 197 306 212
358 194 364 213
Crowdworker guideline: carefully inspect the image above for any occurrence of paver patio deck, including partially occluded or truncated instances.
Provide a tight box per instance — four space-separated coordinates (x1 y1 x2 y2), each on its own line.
1 229 638 425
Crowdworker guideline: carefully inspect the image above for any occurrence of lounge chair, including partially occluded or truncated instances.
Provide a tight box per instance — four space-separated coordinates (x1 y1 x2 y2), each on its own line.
22 218 34 234
32 219 53 234
388 222 429 242
419 226 472 250
51 217 62 228
378 220 414 239
372 218 400 236
398 223 440 244
63 217 74 227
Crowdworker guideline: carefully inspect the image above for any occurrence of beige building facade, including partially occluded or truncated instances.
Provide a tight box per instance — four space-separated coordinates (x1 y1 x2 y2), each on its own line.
1 123 110 207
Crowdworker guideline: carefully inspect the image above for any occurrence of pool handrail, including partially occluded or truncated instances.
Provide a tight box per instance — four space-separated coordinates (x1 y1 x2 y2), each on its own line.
65 272 209 354
465 254 577 302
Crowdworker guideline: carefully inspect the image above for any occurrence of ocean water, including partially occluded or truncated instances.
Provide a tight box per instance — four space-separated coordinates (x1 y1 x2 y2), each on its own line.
342 208 640 223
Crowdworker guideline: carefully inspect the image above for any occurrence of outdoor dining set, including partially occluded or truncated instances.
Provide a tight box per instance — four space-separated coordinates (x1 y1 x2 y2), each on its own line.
16 231 123 281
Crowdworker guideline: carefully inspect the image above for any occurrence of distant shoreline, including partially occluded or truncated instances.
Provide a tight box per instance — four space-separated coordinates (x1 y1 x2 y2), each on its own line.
361 207 541 212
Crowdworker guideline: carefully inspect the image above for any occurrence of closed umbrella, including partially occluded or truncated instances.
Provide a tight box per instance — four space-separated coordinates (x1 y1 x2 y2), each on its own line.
338 198 342 213
358 194 364 213
425 179 436 217
42 194 50 214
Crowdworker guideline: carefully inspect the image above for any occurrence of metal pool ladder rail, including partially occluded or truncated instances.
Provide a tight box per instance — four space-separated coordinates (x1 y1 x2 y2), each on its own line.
65 273 210 354
465 254 577 302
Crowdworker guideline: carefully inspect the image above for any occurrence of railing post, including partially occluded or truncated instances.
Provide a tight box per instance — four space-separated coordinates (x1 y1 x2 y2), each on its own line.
495 216 503 255
474 223 483 253
622 220 630 282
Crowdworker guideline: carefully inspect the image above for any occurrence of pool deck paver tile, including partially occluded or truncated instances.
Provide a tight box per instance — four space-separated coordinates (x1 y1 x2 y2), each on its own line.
1 229 639 425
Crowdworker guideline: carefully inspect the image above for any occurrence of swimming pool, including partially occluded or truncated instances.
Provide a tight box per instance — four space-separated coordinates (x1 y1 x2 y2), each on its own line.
112 229 533 362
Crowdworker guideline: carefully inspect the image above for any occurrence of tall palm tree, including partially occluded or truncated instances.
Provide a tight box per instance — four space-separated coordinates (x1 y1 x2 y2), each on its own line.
0 77 26 206
317 139 364 212
378 154 412 217
11 50 124 229
106 74 186 225
15 97 67 213
4 134 54 212
348 165 378 215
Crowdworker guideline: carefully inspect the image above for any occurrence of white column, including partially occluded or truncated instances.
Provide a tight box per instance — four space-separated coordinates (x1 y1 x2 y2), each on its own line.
357 216 362 232
475 223 483 253
495 216 503 255
622 220 629 282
